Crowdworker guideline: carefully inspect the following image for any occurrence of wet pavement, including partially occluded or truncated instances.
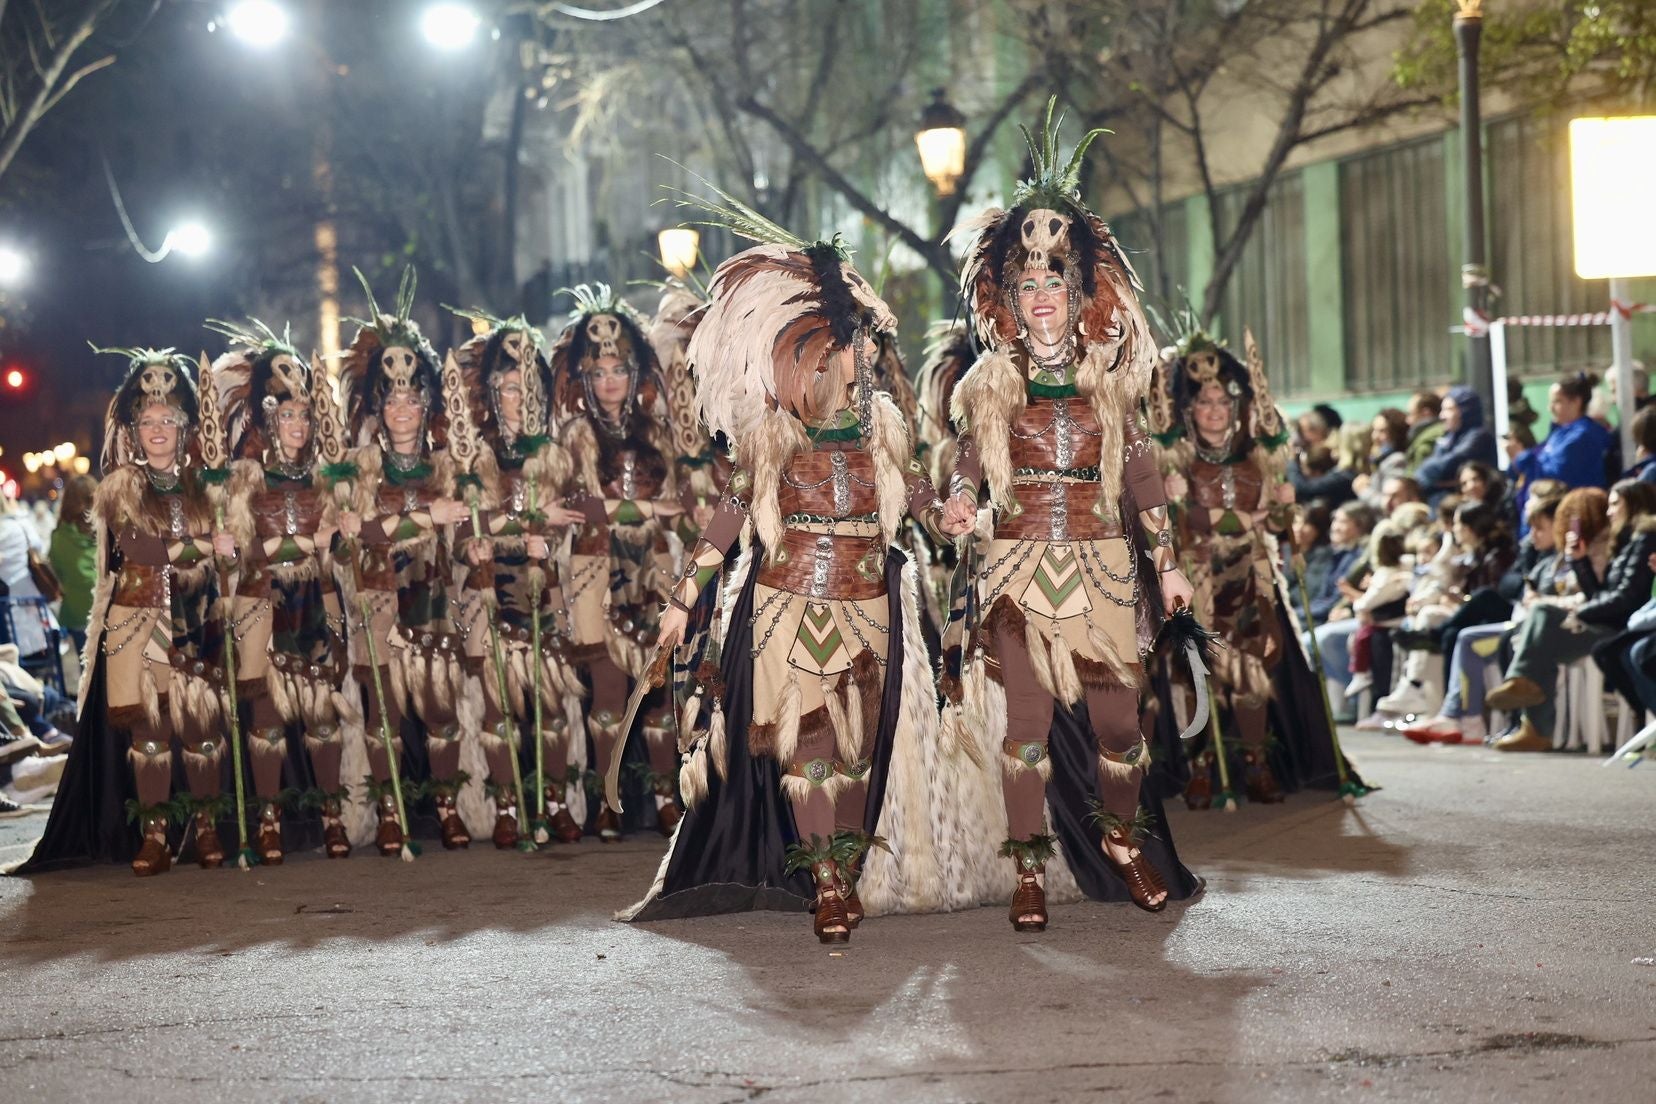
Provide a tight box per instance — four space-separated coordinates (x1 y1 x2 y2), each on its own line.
1 731 1652 1102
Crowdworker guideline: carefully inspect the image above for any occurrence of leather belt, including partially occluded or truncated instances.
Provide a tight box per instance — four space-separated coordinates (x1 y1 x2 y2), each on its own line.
995 480 1123 542
112 565 169 608
757 529 886 600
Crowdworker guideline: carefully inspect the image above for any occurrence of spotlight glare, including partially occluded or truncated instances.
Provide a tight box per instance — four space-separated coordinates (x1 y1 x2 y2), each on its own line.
420 3 481 50
225 0 290 48
0 245 26 286
165 221 212 259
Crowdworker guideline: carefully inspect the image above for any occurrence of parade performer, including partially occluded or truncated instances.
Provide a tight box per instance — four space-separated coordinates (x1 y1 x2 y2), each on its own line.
915 320 978 631
336 269 482 855
551 285 685 839
937 102 1202 930
213 321 364 862
447 310 588 846
618 199 948 945
22 349 239 875
1149 324 1366 806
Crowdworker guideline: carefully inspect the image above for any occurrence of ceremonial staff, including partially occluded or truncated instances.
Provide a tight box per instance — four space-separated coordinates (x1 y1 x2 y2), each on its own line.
439 350 536 849
196 353 257 867
313 353 417 860
515 345 555 843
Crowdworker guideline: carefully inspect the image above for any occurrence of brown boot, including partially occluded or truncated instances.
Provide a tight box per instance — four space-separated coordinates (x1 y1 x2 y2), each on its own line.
194 809 225 869
256 802 284 866
375 794 404 857
545 789 583 844
322 801 351 860
654 793 683 837
1003 836 1052 932
492 795 519 850
1494 716 1551 753
1102 827 1170 913
131 813 171 877
596 804 622 843
810 859 851 945
1486 675 1547 712
1184 751 1214 811
1241 750 1284 804
436 794 470 850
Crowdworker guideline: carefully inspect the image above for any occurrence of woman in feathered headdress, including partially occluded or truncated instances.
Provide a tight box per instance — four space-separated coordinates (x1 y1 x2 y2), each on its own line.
21 349 240 876
211 319 362 863
937 101 1201 930
335 268 481 855
618 189 951 945
446 308 589 846
1150 322 1363 806
551 284 687 841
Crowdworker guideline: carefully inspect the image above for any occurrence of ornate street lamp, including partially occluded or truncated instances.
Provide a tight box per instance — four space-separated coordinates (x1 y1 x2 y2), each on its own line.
915 88 967 197
658 227 701 279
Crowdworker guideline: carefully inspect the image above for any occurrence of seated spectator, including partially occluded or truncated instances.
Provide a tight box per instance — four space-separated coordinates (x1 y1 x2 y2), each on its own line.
1591 549 1656 720
1403 390 1445 472
1506 376 1540 450
1507 371 1614 499
1405 496 1567 745
1310 503 1381 718
1485 479 1656 751
1342 524 1412 701
1416 387 1497 506
1296 408 1332 453
1456 460 1512 522
1622 405 1656 484
1293 503 1335 605
1375 501 1518 718
1291 444 1355 508
1353 408 1410 509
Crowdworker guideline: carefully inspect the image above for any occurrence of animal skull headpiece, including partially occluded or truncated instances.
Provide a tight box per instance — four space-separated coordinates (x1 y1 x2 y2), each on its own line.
96 346 202 472
1020 208 1072 271
340 266 446 447
446 306 553 451
549 283 664 435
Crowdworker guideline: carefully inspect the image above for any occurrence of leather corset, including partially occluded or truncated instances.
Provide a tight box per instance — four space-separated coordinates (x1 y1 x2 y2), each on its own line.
113 563 170 608
996 480 1123 543
756 529 886 600
599 447 665 501
252 481 328 542
1190 458 1264 514
776 447 880 519
1007 396 1103 472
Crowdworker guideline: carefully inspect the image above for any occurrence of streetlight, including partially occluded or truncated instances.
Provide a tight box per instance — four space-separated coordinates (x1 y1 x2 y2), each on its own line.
1569 114 1656 463
420 3 482 50
657 227 700 279
0 245 26 286
4 368 24 390
1453 0 1493 412
162 220 213 260
915 88 967 197
224 0 290 48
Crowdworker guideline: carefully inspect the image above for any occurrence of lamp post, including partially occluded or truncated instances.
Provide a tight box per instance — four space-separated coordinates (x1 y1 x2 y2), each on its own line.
1454 1 1494 412
915 88 967 197
1569 115 1656 464
657 227 700 279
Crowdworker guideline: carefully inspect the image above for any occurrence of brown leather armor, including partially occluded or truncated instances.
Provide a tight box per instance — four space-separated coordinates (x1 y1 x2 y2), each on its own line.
997 480 1125 542
756 530 886 600
112 563 171 608
1005 396 1104 472
775 446 882 520
1190 457 1265 515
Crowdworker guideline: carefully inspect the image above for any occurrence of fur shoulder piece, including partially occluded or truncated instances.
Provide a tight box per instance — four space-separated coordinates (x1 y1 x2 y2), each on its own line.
92 464 148 534
560 416 602 495
347 444 383 517
949 348 1023 509
868 393 912 548
224 459 264 550
744 409 809 559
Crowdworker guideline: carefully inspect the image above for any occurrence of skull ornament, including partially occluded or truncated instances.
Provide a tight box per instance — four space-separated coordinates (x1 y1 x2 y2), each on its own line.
269 354 310 401
500 330 528 366
138 360 179 404
1183 349 1222 386
1020 208 1070 270
585 313 623 359
380 346 419 390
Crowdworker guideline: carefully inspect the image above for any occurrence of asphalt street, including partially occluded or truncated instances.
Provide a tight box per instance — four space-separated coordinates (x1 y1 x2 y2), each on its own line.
1 730 1652 1103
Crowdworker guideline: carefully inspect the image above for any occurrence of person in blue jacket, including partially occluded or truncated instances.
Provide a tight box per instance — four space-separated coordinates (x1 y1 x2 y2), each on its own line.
1508 372 1614 494
1415 386 1496 505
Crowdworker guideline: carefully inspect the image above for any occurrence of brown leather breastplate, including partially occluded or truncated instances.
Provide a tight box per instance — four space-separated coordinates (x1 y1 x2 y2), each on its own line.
600 448 665 500
775 447 880 519
252 482 327 539
1007 395 1104 472
756 530 886 600
1190 458 1264 514
375 478 441 517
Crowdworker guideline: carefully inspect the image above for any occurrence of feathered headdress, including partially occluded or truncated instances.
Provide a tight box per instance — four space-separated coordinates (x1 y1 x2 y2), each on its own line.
673 177 896 446
1149 315 1289 462
340 266 445 448
446 306 552 454
205 317 317 463
96 346 202 473
548 282 665 434
953 97 1153 388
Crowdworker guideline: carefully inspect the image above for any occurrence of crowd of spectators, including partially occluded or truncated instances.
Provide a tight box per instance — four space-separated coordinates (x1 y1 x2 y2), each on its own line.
1292 366 1656 753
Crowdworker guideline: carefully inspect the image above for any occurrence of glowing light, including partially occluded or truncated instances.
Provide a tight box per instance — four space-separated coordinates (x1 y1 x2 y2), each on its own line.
72 456 92 475
915 89 968 196
163 221 212 259
4 368 24 389
420 3 481 50
53 442 76 463
0 245 26 286
225 1 290 48
657 227 700 278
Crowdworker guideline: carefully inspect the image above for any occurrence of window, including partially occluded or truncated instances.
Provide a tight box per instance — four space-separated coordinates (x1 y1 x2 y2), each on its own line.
1217 172 1310 396
1340 136 1454 393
